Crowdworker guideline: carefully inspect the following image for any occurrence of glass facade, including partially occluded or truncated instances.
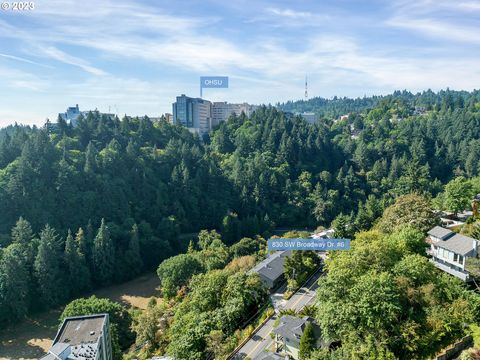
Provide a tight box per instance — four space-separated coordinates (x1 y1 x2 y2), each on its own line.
172 95 195 127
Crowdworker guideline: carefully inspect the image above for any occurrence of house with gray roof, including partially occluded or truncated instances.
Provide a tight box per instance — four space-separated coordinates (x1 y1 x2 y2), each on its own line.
272 315 323 360
428 226 455 242
428 226 479 281
248 250 292 290
40 314 111 360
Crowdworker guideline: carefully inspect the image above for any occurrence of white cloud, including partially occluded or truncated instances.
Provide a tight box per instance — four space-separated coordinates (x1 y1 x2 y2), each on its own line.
0 64 48 91
386 0 480 43
387 17 480 44
455 1 480 11
267 8 313 18
40 46 107 76
0 53 52 68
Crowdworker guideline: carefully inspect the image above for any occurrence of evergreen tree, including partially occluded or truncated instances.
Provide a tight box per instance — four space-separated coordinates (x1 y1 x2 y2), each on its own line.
299 321 316 359
124 224 143 278
84 220 95 271
84 141 98 174
332 213 354 239
10 217 37 310
64 229 91 297
187 240 195 254
76 227 89 261
221 212 241 245
11 216 34 246
93 219 115 285
0 243 29 323
34 225 66 307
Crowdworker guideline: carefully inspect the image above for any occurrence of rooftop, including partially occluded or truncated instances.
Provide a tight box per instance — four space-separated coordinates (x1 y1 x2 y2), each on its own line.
273 315 321 346
428 226 454 240
435 232 478 256
248 250 292 282
67 343 99 360
41 314 108 360
55 314 107 346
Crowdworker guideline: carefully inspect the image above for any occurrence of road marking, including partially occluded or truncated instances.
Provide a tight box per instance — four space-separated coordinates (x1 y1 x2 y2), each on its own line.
291 273 319 309
245 324 274 357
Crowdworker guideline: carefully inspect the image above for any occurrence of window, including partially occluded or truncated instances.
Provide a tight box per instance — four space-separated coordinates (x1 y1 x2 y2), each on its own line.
454 254 458 262
459 255 464 264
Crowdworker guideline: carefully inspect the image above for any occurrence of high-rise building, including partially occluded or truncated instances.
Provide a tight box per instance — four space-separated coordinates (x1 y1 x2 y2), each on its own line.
40 314 112 360
172 95 258 136
172 94 212 135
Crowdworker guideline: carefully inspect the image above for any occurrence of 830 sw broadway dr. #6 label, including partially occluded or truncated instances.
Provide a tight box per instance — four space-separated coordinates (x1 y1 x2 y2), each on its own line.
267 238 350 251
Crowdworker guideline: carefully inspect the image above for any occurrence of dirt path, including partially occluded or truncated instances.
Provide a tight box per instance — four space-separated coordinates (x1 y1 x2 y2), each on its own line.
0 273 160 360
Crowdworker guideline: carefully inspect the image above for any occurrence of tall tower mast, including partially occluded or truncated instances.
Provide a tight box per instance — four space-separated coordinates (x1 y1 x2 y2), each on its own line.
305 75 308 99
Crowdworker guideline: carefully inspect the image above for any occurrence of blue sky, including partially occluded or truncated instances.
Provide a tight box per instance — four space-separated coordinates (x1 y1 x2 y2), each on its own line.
0 0 479 126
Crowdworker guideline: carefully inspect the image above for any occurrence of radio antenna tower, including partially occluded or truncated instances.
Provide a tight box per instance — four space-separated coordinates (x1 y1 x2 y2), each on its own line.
305 75 308 99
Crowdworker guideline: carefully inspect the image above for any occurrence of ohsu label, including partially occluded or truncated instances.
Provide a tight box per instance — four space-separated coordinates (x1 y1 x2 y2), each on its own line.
200 76 229 88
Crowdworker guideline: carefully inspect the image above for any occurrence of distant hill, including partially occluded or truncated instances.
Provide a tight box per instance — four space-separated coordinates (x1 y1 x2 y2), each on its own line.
277 89 478 118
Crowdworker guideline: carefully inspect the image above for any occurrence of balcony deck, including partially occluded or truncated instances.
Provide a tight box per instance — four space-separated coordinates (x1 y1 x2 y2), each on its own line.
430 258 470 281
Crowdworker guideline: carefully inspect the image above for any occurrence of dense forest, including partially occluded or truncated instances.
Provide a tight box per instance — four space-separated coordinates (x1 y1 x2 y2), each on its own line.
126 194 480 360
1 89 480 341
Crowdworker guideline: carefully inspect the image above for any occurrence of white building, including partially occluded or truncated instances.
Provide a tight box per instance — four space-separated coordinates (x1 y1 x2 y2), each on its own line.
58 105 115 126
194 99 213 135
211 102 258 127
428 226 478 281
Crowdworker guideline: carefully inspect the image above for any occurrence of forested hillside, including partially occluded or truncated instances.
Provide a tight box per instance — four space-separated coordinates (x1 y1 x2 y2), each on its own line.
1 89 480 327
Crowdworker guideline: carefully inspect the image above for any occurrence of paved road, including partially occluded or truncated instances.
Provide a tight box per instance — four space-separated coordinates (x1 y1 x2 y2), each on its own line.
232 268 322 360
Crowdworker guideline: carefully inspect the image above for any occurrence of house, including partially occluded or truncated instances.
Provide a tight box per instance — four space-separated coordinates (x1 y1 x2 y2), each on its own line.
413 106 427 116
40 314 112 360
248 250 292 290
272 315 323 360
428 226 455 242
428 226 479 282
311 229 334 240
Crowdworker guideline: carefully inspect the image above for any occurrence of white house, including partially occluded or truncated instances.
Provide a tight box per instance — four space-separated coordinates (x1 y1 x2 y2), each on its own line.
428 226 478 281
